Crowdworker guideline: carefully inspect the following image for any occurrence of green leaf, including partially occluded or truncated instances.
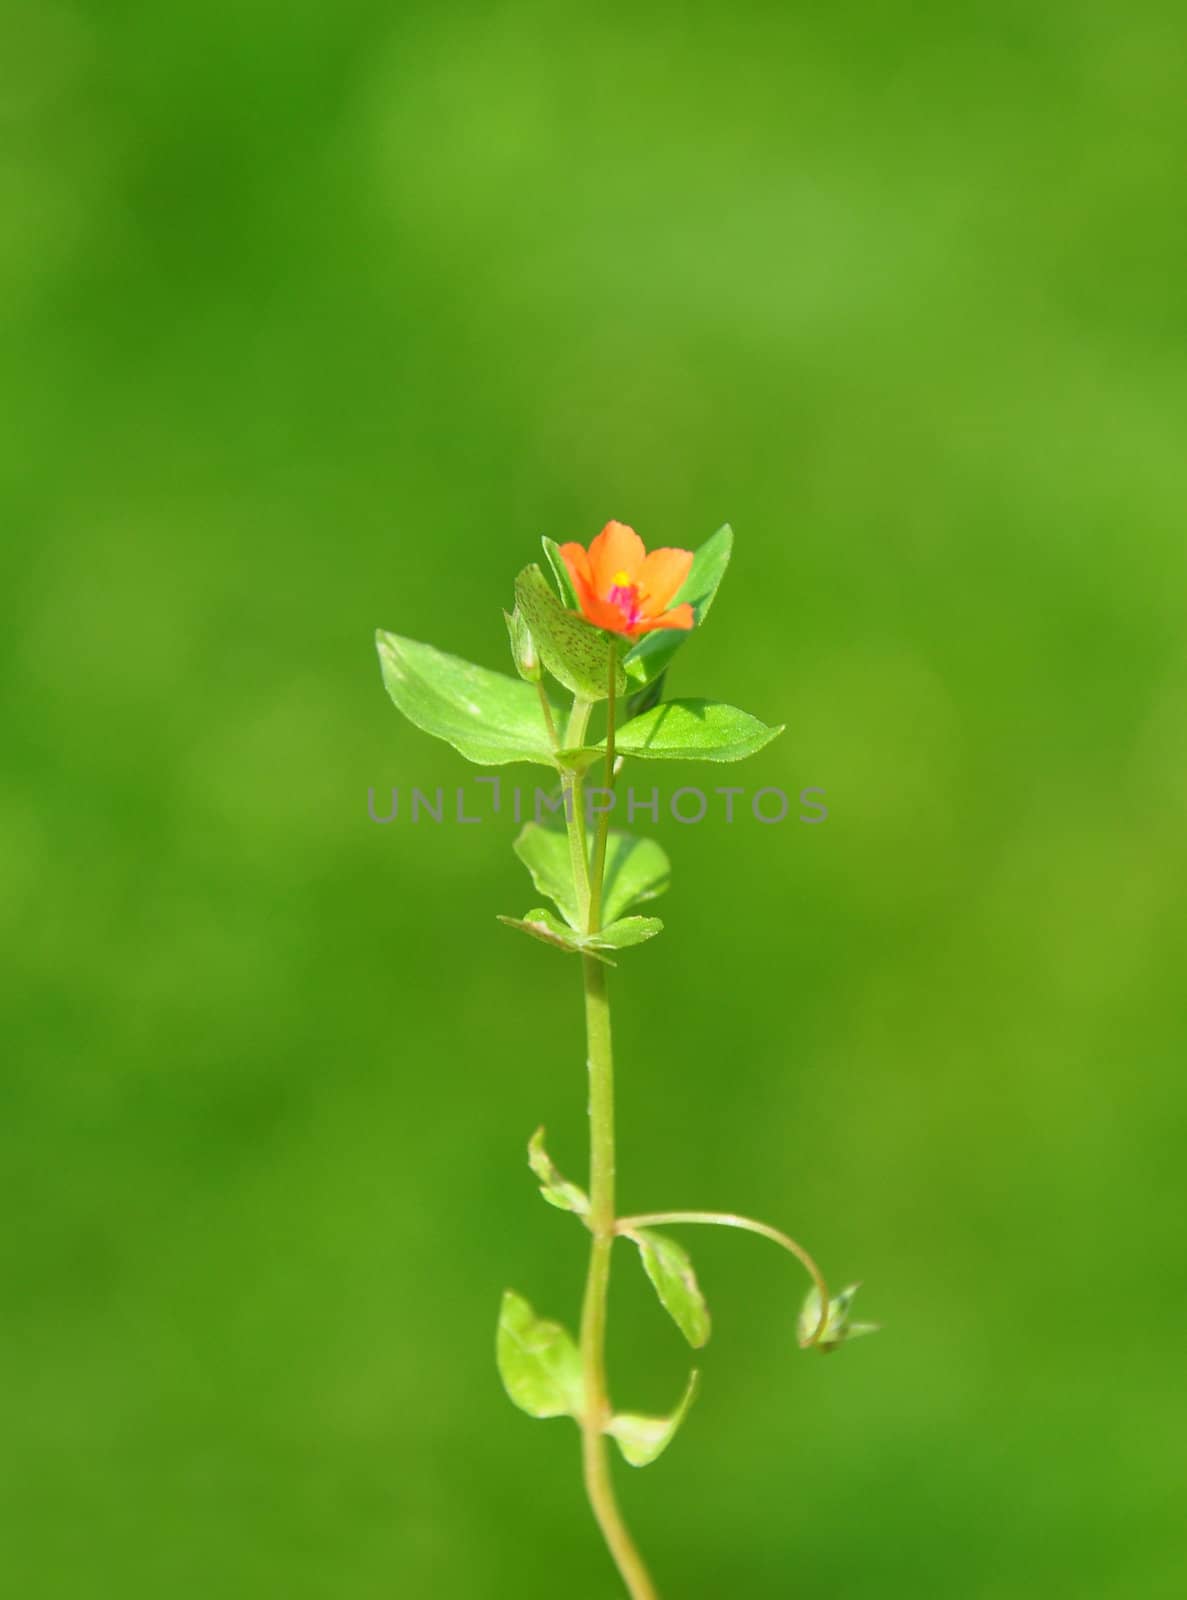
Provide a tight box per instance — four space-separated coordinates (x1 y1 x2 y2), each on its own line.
623 524 733 686
515 564 627 701
614 698 783 763
630 1229 711 1349
497 1291 585 1419
798 1283 880 1353
624 669 667 723
497 907 587 955
503 606 540 682
513 824 671 931
542 536 578 608
606 1371 700 1467
527 1127 589 1216
592 916 664 950
497 909 657 965
602 831 670 924
376 631 560 767
513 826 580 928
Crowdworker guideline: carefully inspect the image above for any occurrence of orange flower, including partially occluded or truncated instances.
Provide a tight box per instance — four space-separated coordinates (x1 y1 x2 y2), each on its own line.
559 522 695 639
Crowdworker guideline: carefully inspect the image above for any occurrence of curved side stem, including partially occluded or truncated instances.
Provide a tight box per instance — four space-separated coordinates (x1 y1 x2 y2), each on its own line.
616 1210 832 1347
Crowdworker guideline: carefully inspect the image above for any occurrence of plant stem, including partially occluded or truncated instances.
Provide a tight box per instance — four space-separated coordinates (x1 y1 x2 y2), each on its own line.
563 697 594 926
587 644 617 932
568 648 657 1599
616 1211 831 1347
578 956 657 1599
537 680 560 749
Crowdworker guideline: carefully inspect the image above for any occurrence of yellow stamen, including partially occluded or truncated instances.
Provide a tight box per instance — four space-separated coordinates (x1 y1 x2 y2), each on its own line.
613 570 631 587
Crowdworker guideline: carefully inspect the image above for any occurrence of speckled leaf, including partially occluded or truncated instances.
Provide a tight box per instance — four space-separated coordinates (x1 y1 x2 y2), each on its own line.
527 1128 589 1215
614 698 783 763
623 524 733 686
606 1371 700 1467
515 564 627 700
376 630 559 766
497 1291 584 1419
631 1229 711 1348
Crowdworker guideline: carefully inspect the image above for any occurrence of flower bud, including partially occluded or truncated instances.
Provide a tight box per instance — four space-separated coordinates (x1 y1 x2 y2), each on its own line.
503 606 540 682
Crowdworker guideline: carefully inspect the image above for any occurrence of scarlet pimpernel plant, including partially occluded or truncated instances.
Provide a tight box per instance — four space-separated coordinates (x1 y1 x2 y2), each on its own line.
376 522 875 1598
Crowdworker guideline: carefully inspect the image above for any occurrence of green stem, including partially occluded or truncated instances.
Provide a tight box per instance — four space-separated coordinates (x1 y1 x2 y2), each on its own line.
615 1211 831 1347
587 643 617 934
565 658 657 1599
536 680 560 749
563 697 594 926
578 957 657 1599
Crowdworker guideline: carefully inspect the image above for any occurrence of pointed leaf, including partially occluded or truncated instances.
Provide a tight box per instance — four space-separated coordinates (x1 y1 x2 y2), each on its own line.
497 909 617 966
623 524 733 686
542 536 578 607
527 1128 589 1216
601 832 671 924
376 631 560 767
515 564 627 701
497 907 583 953
497 1291 585 1418
590 916 663 950
607 1371 700 1467
614 698 783 763
798 1283 880 1353
630 1229 711 1349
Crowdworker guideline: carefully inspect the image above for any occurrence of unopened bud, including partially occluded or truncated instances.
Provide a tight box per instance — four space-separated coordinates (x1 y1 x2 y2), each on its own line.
503 606 540 682
798 1282 880 1353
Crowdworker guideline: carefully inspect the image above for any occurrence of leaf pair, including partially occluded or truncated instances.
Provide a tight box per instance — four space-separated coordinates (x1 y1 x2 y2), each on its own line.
377 523 784 769
496 1290 699 1469
500 822 670 965
526 1132 711 1351
378 628 783 769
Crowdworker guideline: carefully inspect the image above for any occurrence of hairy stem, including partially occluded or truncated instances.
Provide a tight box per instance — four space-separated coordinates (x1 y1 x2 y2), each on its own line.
616 1211 831 1347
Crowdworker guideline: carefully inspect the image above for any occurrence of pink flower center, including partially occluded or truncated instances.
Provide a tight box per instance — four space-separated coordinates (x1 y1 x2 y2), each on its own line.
608 571 642 628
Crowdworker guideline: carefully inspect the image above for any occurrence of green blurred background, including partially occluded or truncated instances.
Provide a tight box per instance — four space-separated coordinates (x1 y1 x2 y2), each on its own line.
4 2 1185 1595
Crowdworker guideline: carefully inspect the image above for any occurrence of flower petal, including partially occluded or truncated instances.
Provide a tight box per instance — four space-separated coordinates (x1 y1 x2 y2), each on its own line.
559 542 593 590
572 569 631 633
637 547 694 614
588 522 645 594
630 602 695 635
